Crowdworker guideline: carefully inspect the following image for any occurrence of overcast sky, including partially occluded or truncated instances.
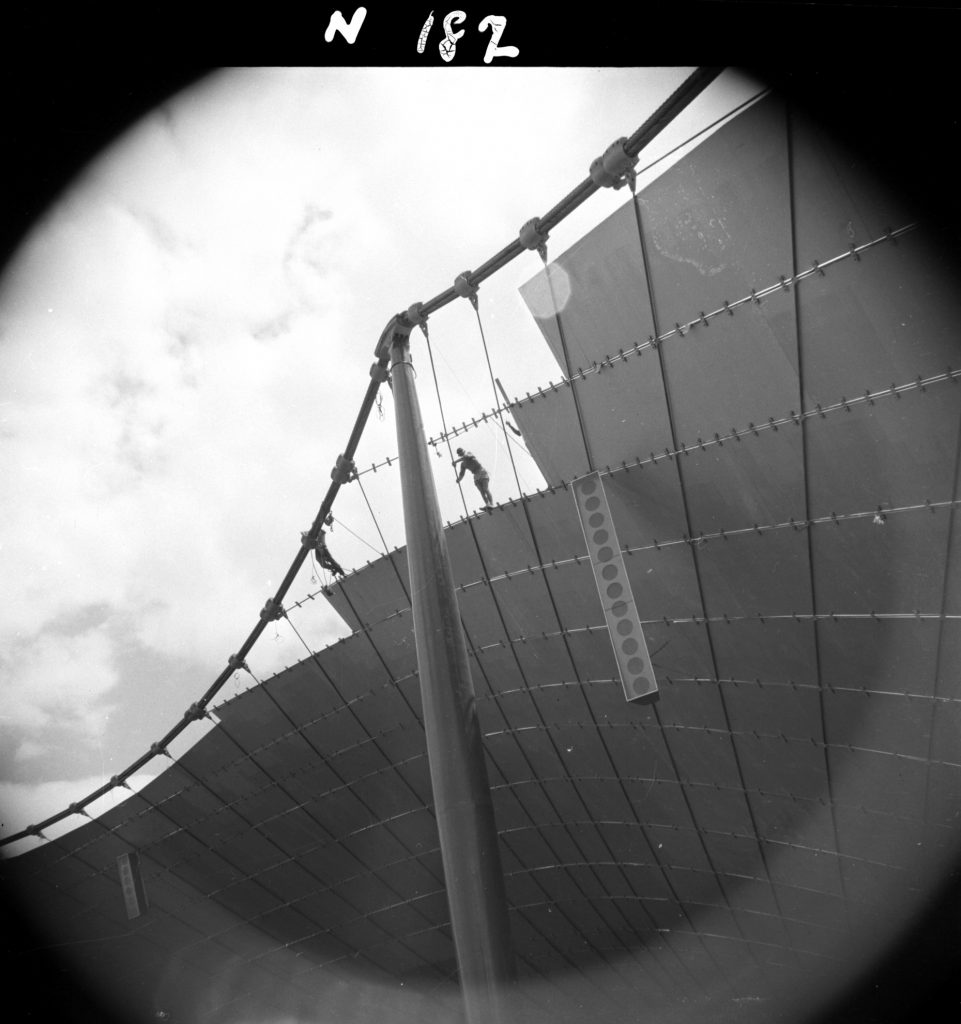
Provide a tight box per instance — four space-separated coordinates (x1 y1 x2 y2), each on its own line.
0 67 762 851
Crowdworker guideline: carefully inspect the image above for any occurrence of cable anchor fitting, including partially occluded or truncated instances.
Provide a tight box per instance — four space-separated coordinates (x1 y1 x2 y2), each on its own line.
406 301 428 329
184 702 208 722
519 217 549 261
454 271 479 307
589 137 638 191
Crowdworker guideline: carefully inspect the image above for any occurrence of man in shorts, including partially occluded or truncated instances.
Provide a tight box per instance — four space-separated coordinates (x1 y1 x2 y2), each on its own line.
452 448 493 508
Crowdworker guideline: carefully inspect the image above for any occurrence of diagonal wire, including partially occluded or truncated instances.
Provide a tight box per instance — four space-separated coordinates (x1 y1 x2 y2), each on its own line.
469 296 524 495
421 320 471 519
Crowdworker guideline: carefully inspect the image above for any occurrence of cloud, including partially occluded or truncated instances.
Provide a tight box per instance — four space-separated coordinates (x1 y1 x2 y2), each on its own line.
0 627 118 737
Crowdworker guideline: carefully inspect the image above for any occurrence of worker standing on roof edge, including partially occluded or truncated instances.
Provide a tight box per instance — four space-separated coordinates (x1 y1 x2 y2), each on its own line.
452 447 494 509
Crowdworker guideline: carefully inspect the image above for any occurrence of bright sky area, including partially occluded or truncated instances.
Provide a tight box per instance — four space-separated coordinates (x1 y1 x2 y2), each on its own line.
0 67 764 852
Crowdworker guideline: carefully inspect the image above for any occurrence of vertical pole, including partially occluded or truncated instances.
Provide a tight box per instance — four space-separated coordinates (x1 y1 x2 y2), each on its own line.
389 332 515 1022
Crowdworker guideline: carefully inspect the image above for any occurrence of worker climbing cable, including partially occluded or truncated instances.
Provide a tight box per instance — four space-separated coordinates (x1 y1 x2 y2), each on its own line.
313 528 345 577
452 447 494 509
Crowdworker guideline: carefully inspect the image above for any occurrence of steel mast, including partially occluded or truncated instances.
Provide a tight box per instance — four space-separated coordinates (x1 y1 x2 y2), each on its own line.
378 317 515 1023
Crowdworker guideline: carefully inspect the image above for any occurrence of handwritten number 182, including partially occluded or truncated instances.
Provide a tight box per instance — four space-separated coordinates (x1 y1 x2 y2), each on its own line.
417 10 519 63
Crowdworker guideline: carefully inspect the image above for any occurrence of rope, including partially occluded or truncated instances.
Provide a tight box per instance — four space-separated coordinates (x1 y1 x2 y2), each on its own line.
469 296 525 494
422 320 471 519
352 479 395 558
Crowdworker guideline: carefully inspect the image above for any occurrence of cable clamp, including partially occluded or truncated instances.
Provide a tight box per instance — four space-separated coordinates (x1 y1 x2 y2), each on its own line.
589 137 637 190
454 271 478 304
519 217 549 261
260 598 284 622
184 702 208 721
228 654 247 672
369 361 389 383
406 301 428 327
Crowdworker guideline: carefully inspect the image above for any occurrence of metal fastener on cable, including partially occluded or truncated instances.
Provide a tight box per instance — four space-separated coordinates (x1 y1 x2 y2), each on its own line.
454 271 479 307
589 137 638 191
184 702 207 721
519 217 549 261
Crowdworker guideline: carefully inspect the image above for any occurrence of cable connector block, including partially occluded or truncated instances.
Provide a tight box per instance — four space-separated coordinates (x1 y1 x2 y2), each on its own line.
519 217 549 259
454 271 478 300
184 702 208 721
589 137 637 190
406 302 428 327
373 313 415 361
330 453 356 484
